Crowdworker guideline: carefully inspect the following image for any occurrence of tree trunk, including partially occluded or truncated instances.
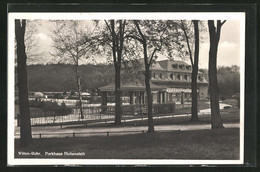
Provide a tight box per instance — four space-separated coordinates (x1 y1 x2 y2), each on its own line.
191 20 199 122
114 64 122 125
191 71 198 122
15 19 32 147
110 20 123 125
144 45 155 133
75 66 84 119
208 20 224 129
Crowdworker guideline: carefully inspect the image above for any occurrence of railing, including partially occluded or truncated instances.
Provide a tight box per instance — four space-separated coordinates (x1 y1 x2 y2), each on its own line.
16 103 175 126
175 104 191 109
99 103 176 116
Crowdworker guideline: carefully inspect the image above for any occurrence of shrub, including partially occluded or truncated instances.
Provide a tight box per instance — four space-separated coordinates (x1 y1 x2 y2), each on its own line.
153 103 175 114
38 101 57 110
220 96 226 101
54 93 63 99
28 100 72 116
29 100 42 108
54 108 71 116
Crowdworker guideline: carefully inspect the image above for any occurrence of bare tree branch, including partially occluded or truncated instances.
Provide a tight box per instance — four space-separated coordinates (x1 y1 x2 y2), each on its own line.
180 20 194 67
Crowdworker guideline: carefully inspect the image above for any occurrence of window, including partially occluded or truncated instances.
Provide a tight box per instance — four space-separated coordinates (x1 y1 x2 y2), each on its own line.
159 73 163 79
172 64 178 69
186 65 191 70
198 76 203 81
153 72 156 78
170 73 174 80
184 75 188 81
177 74 180 80
179 65 184 69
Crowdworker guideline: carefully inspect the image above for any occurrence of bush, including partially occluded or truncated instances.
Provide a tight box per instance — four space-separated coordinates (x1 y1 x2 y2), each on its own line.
220 96 226 101
53 93 63 99
54 108 71 116
153 103 176 114
29 100 42 108
29 100 72 116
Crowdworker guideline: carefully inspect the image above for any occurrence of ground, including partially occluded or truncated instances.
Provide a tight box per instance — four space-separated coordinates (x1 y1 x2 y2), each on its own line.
14 99 241 160
15 128 239 159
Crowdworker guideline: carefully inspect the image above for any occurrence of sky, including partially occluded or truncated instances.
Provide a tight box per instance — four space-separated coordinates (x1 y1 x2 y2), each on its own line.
31 20 241 69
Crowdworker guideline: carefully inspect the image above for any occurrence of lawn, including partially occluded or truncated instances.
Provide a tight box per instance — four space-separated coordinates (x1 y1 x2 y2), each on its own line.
15 128 239 160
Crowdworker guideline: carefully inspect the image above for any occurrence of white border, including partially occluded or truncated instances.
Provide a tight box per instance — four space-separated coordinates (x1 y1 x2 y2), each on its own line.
8 12 245 166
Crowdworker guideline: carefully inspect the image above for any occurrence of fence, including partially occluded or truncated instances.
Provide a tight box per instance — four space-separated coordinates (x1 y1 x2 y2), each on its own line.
175 103 191 109
16 103 175 126
100 103 175 116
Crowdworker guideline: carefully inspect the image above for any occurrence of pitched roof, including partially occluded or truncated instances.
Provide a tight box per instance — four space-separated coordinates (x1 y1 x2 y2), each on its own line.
157 59 192 73
99 80 166 92
151 62 167 71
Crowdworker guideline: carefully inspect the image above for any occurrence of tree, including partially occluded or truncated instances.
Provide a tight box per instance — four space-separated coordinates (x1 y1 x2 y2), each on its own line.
128 20 169 133
218 65 240 98
94 20 141 125
15 19 32 147
177 20 201 122
51 20 93 119
15 20 42 65
208 20 226 129
103 20 126 125
191 20 200 122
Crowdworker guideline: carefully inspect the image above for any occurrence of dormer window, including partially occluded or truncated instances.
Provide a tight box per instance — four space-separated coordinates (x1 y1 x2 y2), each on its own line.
186 65 191 70
153 72 156 78
179 64 184 69
172 64 178 69
198 76 203 81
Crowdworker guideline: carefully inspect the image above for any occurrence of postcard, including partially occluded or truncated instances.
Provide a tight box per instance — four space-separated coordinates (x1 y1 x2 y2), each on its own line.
8 11 245 166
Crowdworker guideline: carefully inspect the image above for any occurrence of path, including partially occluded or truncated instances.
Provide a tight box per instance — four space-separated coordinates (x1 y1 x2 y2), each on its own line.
14 123 240 139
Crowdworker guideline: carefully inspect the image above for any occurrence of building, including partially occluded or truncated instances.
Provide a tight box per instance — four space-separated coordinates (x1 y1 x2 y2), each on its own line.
99 59 208 106
150 59 209 103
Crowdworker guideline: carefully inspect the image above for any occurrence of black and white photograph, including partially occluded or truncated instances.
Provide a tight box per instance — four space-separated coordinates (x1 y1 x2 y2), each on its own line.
8 12 245 165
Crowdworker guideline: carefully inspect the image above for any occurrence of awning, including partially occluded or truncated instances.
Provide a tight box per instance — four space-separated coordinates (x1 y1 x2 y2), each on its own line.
81 92 91 96
99 82 166 92
165 88 197 93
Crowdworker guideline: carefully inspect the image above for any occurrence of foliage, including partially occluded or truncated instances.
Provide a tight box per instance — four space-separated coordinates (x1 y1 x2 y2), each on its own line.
126 20 176 133
50 20 98 119
50 20 95 63
25 63 114 92
29 100 71 115
218 65 240 98
198 66 240 99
